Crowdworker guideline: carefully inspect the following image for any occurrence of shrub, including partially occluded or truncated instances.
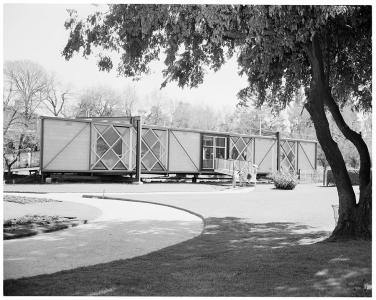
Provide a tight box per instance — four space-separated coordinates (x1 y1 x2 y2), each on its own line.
272 172 298 190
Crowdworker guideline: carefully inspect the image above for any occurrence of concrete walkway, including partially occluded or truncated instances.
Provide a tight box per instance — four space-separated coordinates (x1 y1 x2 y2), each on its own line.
4 193 203 279
84 183 339 232
4 183 341 280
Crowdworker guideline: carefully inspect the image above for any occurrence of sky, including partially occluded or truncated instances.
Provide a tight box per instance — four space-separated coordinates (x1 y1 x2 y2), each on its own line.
3 3 248 110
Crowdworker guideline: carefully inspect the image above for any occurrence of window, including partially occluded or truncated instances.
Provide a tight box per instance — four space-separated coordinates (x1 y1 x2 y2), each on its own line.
202 135 227 169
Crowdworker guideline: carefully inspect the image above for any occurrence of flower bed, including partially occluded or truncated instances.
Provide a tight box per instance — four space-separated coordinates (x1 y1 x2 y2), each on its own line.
4 214 87 240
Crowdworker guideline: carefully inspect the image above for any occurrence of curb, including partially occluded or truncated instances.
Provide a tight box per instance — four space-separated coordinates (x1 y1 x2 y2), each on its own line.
82 194 207 234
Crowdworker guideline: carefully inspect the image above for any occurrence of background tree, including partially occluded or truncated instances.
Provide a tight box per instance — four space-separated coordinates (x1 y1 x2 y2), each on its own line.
144 104 170 126
75 86 121 117
44 73 72 117
3 60 46 176
119 85 138 117
4 60 47 122
62 5 371 240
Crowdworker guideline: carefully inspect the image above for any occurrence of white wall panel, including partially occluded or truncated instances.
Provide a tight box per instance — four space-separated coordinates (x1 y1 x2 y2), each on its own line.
168 131 200 172
298 142 316 171
42 119 90 171
254 138 277 173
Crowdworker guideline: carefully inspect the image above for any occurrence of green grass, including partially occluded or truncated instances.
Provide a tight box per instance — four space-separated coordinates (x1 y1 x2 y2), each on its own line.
4 217 371 296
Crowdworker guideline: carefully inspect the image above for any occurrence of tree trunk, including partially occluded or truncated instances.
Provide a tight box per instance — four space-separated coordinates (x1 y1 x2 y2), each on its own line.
305 34 371 240
4 155 17 181
324 92 371 195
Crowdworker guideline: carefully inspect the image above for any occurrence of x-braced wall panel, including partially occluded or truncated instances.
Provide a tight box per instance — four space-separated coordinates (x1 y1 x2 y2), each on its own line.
91 123 136 171
140 127 168 172
280 140 297 173
229 136 254 163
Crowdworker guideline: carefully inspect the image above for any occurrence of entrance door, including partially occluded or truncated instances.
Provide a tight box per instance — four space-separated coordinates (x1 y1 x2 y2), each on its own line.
202 135 227 170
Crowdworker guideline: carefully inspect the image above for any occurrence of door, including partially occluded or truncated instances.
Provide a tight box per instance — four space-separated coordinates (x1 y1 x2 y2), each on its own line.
202 135 227 170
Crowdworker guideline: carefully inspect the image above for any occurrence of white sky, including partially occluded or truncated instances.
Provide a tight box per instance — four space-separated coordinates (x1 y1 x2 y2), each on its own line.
3 3 248 110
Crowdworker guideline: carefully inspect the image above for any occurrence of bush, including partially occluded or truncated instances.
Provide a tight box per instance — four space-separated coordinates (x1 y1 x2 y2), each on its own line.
272 172 298 190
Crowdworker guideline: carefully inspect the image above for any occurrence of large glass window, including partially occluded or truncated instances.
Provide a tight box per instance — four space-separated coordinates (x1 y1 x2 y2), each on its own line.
202 135 227 169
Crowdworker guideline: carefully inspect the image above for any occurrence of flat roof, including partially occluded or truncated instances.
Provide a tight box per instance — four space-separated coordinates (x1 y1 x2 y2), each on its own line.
40 116 317 143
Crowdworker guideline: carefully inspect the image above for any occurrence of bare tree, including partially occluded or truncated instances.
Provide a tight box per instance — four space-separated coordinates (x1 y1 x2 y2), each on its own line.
3 60 47 177
3 80 20 136
75 86 121 117
4 60 47 122
44 73 72 117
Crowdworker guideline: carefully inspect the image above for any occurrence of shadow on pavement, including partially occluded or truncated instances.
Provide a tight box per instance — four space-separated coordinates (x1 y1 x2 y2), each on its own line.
4 217 371 297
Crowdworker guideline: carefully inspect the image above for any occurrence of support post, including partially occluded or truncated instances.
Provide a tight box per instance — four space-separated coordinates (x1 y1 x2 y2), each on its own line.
134 116 143 184
276 132 281 172
296 141 299 174
40 117 44 183
314 142 318 170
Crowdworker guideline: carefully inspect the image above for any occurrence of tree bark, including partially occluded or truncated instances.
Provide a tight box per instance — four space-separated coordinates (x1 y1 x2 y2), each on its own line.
324 92 371 201
305 34 371 240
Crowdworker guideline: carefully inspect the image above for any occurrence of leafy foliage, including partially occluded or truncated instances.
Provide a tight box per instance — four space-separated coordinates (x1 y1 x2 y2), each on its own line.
63 5 371 113
272 172 298 190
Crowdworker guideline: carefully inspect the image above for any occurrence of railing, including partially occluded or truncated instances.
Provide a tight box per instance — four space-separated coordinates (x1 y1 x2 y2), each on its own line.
214 158 257 183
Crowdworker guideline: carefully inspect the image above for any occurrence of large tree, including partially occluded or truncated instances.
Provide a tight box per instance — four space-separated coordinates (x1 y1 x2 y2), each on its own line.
63 5 371 240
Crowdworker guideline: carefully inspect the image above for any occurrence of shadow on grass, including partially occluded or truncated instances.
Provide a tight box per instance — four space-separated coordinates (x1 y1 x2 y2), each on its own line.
4 217 371 297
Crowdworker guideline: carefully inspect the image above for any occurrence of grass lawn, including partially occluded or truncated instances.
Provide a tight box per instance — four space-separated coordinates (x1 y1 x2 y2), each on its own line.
4 216 371 296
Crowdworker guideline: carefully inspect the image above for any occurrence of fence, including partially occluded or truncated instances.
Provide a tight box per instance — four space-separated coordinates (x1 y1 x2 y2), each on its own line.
297 168 324 184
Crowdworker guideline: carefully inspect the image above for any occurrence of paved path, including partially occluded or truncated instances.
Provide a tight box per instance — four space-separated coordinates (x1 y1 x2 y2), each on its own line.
4 183 343 279
4 193 203 279
84 183 340 232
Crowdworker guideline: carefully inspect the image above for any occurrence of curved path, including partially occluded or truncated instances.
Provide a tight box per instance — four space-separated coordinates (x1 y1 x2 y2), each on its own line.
4 193 203 279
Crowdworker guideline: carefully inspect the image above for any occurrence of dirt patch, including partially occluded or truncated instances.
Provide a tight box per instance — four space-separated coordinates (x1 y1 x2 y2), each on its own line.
4 214 87 240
